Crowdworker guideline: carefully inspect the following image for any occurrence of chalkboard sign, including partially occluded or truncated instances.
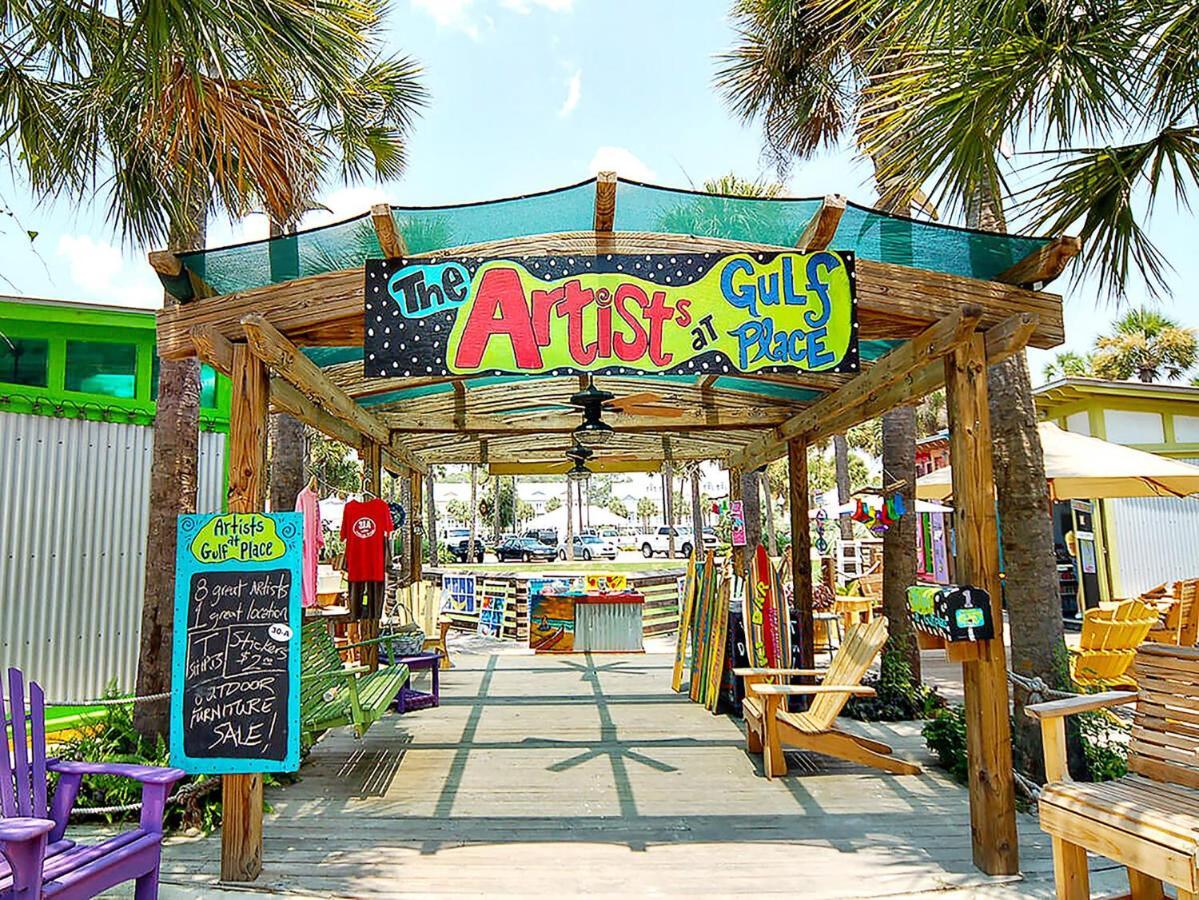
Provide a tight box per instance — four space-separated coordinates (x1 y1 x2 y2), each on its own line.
170 512 303 774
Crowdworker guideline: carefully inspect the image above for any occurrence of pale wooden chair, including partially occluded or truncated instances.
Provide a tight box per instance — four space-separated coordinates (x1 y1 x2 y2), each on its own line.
1069 598 1158 688
1027 644 1199 900
1146 578 1199 647
396 580 452 669
734 617 921 779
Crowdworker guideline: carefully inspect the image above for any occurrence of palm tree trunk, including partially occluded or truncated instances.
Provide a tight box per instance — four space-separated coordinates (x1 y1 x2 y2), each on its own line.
468 464 478 562
565 474 574 554
881 405 921 681
834 434 853 541
689 467 705 553
492 475 501 541
968 190 1080 782
269 415 306 512
761 476 778 556
426 469 439 567
134 202 205 741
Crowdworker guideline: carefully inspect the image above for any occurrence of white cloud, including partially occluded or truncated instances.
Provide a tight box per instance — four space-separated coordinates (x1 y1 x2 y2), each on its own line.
410 0 484 39
54 234 163 309
500 0 574 12
588 146 657 183
558 70 582 118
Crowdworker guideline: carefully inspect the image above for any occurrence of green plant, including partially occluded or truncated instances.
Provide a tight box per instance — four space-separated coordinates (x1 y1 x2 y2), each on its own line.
846 653 945 722
1076 710 1130 783
52 683 295 833
922 704 970 785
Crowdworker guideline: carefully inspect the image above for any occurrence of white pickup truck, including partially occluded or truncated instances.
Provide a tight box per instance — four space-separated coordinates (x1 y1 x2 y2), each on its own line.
639 526 695 559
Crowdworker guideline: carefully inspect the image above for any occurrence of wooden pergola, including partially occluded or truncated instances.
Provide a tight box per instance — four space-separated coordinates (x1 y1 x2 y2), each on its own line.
152 173 1078 883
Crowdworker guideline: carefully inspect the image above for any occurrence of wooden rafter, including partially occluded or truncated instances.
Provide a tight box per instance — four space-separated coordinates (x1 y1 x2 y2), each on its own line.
996 236 1081 288
796 195 846 252
239 314 426 473
593 171 617 232
381 406 798 434
729 306 984 471
370 203 407 259
148 249 218 300
155 232 1066 360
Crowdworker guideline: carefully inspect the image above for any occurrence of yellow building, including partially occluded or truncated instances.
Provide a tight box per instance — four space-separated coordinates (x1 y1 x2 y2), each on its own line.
1035 377 1199 605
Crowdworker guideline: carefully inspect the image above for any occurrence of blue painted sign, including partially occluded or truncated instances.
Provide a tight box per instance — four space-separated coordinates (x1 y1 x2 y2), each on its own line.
171 512 303 775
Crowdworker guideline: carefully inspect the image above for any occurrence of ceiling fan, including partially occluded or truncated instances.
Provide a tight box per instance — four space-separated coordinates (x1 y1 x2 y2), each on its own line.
569 376 682 448
565 442 593 482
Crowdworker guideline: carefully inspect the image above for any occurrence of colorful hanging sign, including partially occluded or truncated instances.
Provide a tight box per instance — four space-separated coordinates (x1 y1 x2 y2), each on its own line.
363 251 858 377
730 500 746 547
171 512 303 775
906 584 995 643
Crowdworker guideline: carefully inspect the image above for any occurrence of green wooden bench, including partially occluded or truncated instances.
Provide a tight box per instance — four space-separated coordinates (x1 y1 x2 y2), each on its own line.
300 622 410 745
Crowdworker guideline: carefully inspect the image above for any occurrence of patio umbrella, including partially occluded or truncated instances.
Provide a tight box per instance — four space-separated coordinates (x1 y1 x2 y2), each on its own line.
916 422 1199 501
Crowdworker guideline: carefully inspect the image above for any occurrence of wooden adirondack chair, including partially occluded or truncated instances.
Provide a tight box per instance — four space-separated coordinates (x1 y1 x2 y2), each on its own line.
734 617 921 779
1027 644 1199 900
1069 598 1158 688
1 668 184 900
1146 578 1199 646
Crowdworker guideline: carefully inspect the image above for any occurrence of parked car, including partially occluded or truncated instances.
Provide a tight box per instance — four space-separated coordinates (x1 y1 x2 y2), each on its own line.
496 536 558 562
558 533 618 561
444 528 485 563
523 528 559 548
639 525 713 558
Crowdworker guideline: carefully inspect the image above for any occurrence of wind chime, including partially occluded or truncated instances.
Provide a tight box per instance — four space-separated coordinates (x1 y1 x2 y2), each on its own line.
849 492 908 534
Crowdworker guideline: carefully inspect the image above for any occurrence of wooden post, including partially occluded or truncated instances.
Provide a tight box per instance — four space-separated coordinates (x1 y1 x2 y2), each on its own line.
361 441 382 670
739 468 762 572
944 333 1019 875
663 444 676 559
565 473 574 555
689 467 705 554
729 467 744 578
425 469 438 568
222 344 268 882
788 440 814 677
411 470 423 583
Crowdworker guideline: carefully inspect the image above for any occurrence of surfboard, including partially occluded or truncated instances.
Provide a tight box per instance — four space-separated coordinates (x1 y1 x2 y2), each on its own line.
671 550 698 692
705 573 731 712
690 550 716 701
772 553 792 668
754 544 782 668
743 547 768 667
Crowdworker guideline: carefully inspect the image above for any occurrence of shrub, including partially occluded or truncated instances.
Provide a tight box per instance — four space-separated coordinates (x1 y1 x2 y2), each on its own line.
845 652 946 722
922 704 970 785
1077 709 1129 782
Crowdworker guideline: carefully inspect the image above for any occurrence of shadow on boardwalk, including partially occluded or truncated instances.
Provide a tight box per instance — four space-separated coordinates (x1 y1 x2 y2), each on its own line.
144 643 1127 898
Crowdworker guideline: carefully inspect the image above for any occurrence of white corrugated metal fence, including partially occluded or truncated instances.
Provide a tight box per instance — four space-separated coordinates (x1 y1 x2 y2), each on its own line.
1106 459 1199 596
0 411 225 699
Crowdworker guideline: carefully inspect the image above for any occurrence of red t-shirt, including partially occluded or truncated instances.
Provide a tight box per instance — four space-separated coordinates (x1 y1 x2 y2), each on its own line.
340 498 393 582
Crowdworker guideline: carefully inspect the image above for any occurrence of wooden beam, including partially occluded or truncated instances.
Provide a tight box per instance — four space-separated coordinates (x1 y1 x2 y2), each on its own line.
371 203 407 259
593 171 617 232
222 343 268 883
154 232 1065 360
149 249 217 300
191 325 361 448
796 194 846 252
730 306 983 471
996 236 1081 288
239 314 426 473
382 407 793 434
944 333 1019 875
982 312 1039 365
788 439 814 690
489 459 661 475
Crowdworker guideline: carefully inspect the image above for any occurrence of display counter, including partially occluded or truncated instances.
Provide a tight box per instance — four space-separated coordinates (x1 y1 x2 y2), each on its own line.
548 591 645 653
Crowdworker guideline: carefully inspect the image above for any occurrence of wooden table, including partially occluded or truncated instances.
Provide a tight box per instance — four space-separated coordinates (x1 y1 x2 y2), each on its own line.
833 596 875 632
393 651 442 714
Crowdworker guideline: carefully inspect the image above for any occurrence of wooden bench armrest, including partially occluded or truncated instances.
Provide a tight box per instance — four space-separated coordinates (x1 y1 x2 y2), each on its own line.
1024 691 1136 720
732 667 828 677
750 683 875 696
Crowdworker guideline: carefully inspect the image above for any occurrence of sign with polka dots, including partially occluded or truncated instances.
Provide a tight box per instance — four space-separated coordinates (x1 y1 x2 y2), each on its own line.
363 250 857 377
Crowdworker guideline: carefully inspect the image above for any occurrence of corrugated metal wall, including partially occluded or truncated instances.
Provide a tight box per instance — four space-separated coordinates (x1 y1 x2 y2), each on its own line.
1107 459 1199 596
0 411 225 699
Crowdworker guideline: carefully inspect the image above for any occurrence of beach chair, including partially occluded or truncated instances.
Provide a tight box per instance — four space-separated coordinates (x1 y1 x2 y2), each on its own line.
1146 578 1199 646
734 617 921 779
1 667 184 900
1069 598 1157 688
1028 644 1199 900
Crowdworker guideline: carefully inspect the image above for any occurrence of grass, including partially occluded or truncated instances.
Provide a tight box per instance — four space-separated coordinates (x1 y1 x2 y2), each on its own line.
444 560 688 574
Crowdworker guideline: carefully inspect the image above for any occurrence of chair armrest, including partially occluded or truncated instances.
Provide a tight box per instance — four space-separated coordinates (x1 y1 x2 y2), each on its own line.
0 816 55 842
1023 691 1136 720
732 668 828 677
49 760 186 786
750 684 876 696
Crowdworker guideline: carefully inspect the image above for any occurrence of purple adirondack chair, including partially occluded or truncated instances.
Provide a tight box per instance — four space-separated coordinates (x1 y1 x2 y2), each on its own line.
1 668 185 899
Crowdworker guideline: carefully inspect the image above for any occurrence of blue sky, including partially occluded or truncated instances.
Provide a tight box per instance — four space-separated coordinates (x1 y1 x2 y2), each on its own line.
2 0 1196 383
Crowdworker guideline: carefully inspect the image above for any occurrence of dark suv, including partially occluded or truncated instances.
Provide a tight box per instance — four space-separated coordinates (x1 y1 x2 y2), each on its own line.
445 528 485 563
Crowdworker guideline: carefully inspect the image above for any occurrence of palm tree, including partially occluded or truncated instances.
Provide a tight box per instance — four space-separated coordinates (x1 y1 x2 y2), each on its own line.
0 1 427 739
1043 351 1095 382
1092 309 1198 383
718 0 924 683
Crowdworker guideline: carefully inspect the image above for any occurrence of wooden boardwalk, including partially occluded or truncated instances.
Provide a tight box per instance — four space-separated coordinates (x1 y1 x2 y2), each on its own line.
147 644 1127 898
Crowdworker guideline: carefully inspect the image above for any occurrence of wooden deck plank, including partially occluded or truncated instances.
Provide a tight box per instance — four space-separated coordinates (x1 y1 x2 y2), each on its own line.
143 646 1127 898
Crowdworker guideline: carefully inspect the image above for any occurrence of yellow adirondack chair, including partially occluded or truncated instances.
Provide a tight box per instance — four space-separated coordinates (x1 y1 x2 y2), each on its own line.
734 617 921 779
1069 598 1158 688
1146 578 1199 647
